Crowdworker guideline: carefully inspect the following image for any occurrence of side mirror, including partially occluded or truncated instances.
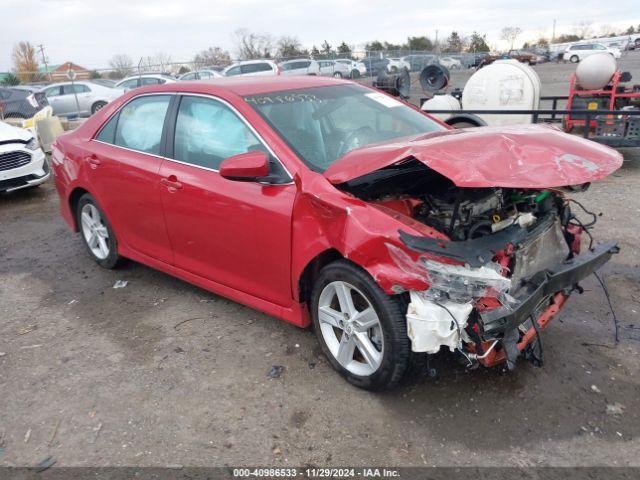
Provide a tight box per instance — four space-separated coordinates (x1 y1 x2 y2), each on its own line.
219 151 269 181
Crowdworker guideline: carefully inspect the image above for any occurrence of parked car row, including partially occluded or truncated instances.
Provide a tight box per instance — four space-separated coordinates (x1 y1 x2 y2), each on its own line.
0 51 486 121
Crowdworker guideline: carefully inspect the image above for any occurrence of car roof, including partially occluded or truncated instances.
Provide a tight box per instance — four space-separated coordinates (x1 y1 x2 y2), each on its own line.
280 58 313 64
229 59 276 65
119 74 172 80
132 75 351 96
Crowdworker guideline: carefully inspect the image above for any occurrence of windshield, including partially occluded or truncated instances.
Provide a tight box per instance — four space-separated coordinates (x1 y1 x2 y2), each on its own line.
244 84 444 172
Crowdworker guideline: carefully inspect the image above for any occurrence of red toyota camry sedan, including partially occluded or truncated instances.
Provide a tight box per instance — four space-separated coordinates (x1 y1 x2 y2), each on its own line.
52 76 621 390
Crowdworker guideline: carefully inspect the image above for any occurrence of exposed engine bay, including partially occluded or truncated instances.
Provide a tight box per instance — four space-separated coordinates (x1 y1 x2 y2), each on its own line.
339 159 572 246
336 158 618 369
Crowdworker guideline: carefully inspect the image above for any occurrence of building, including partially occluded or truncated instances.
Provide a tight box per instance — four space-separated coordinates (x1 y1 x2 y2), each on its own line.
39 62 91 81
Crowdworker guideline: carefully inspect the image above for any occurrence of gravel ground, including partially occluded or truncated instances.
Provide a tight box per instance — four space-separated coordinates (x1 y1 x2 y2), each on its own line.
1 58 639 468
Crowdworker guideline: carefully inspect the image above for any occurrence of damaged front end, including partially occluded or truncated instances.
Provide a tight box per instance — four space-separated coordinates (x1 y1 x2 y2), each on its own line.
336 158 619 370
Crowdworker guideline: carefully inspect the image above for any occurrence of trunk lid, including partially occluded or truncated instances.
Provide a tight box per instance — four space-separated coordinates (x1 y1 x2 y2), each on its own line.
323 124 622 188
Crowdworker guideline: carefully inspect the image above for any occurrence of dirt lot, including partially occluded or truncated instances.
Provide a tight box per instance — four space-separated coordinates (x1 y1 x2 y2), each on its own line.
1 58 640 468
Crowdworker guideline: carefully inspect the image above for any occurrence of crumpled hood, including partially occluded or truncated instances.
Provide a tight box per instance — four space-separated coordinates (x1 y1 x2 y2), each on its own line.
323 124 623 188
0 120 32 143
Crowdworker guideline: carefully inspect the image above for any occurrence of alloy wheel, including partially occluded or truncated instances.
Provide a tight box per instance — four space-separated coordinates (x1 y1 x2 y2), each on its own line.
80 203 110 260
317 281 384 376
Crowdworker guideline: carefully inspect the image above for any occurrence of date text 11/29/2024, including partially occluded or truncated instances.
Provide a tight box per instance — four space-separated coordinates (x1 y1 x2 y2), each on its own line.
233 468 401 478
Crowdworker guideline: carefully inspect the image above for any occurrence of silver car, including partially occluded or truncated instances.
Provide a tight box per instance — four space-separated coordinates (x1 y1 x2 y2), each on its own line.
178 69 224 81
41 81 124 117
115 74 177 91
279 59 321 76
317 60 351 78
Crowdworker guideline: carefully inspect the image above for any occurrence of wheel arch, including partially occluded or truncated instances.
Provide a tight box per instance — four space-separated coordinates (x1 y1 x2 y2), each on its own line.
68 186 91 231
297 248 344 304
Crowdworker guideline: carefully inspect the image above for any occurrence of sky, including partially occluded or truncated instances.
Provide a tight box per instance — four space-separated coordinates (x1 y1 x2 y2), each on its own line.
1 0 639 70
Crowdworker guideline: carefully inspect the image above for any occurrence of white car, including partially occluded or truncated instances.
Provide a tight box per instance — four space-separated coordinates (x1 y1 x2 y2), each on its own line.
41 81 125 117
388 58 410 72
279 59 321 76
223 60 280 77
564 43 622 63
438 57 463 70
178 69 224 81
115 74 177 91
317 60 351 78
0 121 49 193
334 59 367 78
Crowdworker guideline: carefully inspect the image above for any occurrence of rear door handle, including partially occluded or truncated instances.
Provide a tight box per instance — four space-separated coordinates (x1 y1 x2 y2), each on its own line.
87 154 101 168
161 176 183 191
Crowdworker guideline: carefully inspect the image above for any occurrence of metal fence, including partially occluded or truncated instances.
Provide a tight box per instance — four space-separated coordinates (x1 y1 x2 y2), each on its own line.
0 50 486 121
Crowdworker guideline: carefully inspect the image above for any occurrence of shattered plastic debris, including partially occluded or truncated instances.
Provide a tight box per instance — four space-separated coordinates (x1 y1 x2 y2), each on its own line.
35 456 56 473
267 365 284 379
113 280 128 289
386 243 511 302
18 325 37 335
606 403 625 416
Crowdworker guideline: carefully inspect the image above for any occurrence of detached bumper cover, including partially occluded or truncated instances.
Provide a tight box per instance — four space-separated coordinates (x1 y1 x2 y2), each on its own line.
480 241 619 337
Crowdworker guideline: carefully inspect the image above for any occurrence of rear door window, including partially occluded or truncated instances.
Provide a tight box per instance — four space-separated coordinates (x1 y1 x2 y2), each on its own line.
113 95 171 155
141 77 163 86
44 86 63 97
225 66 241 76
63 84 90 94
242 63 272 74
118 79 139 89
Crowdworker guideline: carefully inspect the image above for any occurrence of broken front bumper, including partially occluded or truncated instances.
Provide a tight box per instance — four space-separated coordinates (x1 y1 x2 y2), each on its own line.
474 240 619 368
479 240 619 337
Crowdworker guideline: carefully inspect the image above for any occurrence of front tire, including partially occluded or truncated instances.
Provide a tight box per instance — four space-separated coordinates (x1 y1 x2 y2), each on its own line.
310 260 410 390
333 72 343 78
570 55 579 63
76 193 123 269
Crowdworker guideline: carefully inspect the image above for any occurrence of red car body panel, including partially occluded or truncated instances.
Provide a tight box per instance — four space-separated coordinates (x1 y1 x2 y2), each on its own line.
51 76 621 336
324 124 623 187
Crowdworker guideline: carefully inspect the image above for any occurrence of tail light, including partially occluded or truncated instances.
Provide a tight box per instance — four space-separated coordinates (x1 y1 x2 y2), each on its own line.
277 65 282 75
27 93 39 108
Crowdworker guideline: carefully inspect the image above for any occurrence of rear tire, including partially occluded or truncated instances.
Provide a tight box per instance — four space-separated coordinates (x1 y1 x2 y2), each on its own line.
333 72 343 78
91 101 107 114
570 55 579 63
76 193 123 269
351 69 360 79
310 260 410 391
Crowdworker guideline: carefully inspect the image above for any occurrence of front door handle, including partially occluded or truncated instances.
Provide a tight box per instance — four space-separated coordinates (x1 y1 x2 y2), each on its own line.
161 176 183 191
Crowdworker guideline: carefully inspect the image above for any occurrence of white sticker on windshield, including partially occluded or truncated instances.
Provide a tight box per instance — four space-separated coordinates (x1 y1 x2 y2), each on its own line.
364 92 404 108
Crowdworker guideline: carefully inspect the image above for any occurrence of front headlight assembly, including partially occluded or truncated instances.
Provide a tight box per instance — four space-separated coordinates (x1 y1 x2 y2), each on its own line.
387 243 511 302
25 138 39 151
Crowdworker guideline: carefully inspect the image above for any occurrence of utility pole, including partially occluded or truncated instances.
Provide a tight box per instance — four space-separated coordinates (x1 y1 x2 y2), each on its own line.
552 19 556 43
37 44 52 82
